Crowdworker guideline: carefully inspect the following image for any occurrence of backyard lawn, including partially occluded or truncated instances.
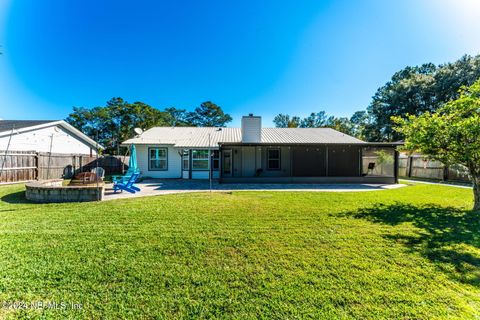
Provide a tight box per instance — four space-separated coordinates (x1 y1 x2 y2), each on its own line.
0 183 479 319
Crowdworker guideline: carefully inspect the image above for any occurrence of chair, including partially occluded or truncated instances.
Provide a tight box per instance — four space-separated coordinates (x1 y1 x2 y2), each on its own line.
112 168 136 184
91 167 105 179
113 172 141 194
367 162 376 174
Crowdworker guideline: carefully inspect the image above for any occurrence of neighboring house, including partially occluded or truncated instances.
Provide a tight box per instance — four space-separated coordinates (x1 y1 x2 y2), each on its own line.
123 115 401 183
0 120 102 155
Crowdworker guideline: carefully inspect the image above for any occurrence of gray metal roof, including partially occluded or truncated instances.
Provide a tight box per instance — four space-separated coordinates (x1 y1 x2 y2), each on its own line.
122 127 365 147
0 120 57 133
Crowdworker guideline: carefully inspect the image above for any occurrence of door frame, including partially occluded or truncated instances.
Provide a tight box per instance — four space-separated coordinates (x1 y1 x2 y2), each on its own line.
222 149 233 178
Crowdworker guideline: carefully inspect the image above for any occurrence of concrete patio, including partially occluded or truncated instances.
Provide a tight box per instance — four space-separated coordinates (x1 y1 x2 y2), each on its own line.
103 179 406 201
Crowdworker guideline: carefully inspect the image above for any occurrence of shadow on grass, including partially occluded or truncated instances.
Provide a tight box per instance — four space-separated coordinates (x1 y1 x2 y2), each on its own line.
346 203 480 286
1 190 32 204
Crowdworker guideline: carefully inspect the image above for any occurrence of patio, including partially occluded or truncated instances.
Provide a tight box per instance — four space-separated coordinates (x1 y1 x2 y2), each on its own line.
103 179 406 201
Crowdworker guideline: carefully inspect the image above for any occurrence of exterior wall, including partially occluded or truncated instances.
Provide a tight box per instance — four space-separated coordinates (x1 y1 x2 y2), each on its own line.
228 145 366 180
0 125 96 155
136 145 220 180
231 146 292 178
260 146 291 177
135 144 182 178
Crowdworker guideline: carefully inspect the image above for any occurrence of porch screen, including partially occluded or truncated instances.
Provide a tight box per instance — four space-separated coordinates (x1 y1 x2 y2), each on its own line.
292 146 326 176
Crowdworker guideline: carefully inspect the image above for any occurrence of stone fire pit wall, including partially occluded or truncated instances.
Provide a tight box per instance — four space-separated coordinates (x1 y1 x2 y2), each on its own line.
26 179 104 203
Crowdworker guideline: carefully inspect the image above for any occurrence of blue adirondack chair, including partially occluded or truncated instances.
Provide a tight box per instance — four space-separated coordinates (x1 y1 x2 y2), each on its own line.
113 172 141 194
112 144 139 183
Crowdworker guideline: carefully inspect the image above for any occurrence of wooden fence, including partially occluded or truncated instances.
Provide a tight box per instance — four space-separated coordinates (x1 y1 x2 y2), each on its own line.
0 150 129 183
399 155 471 183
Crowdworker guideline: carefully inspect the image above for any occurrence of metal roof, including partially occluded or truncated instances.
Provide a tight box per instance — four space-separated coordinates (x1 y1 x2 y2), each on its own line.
0 120 57 133
122 126 366 147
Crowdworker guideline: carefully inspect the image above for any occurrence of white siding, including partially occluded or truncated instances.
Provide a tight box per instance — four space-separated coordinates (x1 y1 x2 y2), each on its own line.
182 170 189 179
0 125 95 154
135 144 182 178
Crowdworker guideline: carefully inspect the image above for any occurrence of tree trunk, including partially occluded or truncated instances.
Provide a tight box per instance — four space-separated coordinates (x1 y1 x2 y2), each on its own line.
472 174 480 211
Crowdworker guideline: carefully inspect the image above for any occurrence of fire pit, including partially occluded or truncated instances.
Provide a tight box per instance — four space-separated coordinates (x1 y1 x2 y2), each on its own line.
25 176 104 203
69 172 104 186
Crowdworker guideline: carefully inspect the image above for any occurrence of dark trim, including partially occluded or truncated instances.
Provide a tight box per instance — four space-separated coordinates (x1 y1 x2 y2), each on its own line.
394 150 399 183
188 149 192 179
148 147 168 171
266 147 281 170
219 147 223 182
359 147 363 175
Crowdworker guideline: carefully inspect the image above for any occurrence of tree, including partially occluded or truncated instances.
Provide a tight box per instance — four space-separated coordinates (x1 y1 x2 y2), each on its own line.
328 117 354 136
393 79 480 210
66 98 169 154
350 111 370 140
299 112 329 128
367 63 437 141
273 114 301 128
186 101 232 127
365 55 480 142
164 107 190 126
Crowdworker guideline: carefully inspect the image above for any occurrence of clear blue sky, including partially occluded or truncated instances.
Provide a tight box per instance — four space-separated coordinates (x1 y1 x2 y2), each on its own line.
1 0 480 127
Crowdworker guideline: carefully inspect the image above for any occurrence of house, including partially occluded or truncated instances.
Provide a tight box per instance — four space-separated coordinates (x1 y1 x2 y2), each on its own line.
0 120 102 155
122 115 401 183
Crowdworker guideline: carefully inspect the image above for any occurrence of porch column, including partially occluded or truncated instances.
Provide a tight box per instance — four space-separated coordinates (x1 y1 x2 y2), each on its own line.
188 149 192 179
394 149 399 183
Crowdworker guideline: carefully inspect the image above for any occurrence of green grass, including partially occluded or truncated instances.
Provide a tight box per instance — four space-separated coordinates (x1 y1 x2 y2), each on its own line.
0 183 479 319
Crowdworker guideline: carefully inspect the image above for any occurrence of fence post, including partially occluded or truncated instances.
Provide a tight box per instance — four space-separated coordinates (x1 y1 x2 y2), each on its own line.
408 156 413 177
34 153 39 180
443 165 449 181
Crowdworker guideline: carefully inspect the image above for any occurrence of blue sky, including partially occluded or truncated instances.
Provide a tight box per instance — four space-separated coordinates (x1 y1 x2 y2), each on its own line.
1 0 480 127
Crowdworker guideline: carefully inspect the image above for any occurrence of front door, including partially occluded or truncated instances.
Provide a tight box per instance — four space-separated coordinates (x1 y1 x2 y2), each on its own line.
222 150 232 177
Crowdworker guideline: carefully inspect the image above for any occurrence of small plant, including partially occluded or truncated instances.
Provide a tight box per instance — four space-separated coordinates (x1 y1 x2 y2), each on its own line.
375 149 394 165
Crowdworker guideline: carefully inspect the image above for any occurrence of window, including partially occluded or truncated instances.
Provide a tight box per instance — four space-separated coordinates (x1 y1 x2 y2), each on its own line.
192 149 209 170
212 150 220 171
267 148 281 170
149 147 167 171
182 149 189 170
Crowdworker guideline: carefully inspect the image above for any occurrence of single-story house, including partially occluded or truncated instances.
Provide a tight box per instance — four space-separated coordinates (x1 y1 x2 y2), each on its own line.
0 120 102 155
122 115 401 184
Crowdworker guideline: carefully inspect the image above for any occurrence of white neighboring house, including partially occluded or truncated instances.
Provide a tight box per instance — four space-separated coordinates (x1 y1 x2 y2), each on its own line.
0 120 102 155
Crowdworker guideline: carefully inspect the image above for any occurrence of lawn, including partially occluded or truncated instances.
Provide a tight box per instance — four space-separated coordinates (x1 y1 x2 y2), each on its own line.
0 183 479 319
